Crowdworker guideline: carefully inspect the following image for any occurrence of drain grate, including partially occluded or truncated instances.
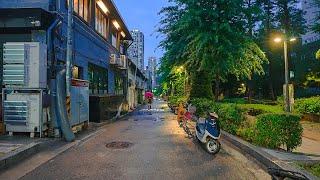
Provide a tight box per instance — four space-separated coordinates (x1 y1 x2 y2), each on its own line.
106 141 133 149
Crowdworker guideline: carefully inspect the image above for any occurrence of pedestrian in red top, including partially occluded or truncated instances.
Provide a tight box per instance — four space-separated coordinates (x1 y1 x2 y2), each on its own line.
145 90 154 110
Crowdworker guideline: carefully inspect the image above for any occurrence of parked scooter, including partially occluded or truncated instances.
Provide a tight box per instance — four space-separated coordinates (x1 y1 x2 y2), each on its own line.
195 112 221 154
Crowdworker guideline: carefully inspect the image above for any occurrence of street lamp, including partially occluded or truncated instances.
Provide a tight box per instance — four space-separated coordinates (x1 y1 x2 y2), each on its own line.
274 36 296 112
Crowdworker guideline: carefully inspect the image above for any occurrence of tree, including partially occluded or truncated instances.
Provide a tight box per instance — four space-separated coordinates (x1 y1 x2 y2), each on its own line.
158 0 268 100
255 0 305 99
256 0 277 99
189 70 213 100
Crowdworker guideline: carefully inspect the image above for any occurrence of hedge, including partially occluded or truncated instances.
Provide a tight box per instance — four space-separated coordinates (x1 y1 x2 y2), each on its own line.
217 104 245 135
190 98 217 117
168 96 187 107
254 113 303 151
295 96 320 115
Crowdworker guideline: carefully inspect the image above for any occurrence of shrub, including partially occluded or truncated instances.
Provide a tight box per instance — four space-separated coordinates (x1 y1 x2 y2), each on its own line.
222 98 247 104
237 125 256 142
190 98 216 117
254 113 303 151
295 96 320 115
217 104 245 135
276 96 284 106
238 104 284 114
168 96 187 107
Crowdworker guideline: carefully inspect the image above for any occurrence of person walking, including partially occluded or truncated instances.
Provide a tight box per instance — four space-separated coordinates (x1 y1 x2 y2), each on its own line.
145 90 154 110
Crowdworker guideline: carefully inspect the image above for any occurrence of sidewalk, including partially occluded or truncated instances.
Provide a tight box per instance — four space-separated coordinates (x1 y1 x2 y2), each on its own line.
221 131 320 180
295 121 320 156
0 135 50 170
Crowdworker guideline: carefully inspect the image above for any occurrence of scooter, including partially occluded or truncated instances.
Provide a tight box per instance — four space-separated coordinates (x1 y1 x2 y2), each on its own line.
195 112 221 154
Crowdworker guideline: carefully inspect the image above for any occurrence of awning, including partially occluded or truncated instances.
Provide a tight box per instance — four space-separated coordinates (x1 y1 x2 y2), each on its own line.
0 8 54 33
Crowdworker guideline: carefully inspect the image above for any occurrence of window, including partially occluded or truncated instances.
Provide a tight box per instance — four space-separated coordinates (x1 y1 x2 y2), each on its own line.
115 74 124 95
88 64 108 95
110 26 118 48
95 5 108 38
67 0 90 22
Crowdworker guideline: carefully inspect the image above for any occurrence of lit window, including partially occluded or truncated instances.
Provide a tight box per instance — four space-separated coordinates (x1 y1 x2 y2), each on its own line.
95 4 108 38
67 0 90 22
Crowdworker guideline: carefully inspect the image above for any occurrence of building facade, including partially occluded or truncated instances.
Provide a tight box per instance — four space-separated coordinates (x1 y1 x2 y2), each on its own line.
147 56 157 89
127 29 144 70
302 0 320 44
127 58 148 109
0 0 133 126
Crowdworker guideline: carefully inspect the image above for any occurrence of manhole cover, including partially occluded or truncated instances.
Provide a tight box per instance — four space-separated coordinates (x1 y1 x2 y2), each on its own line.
106 141 133 149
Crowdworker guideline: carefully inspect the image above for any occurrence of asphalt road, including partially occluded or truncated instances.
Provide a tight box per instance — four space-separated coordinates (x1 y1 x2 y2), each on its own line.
20 100 269 180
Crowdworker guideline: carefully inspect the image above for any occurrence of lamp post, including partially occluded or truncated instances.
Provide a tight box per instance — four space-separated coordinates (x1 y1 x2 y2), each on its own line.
274 36 296 112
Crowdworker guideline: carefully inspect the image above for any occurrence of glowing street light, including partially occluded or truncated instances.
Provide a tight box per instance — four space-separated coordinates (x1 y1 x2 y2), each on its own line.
289 38 297 42
274 37 282 43
273 35 297 112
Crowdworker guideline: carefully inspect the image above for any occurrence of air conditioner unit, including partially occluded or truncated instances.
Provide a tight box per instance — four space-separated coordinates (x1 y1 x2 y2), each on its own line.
3 42 47 88
3 90 47 136
110 54 117 64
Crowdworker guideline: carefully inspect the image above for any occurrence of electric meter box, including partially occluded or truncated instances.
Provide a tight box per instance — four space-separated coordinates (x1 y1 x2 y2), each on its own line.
3 42 47 88
3 90 48 135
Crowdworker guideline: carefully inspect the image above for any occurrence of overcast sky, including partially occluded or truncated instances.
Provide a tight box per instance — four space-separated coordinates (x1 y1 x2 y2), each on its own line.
113 0 169 67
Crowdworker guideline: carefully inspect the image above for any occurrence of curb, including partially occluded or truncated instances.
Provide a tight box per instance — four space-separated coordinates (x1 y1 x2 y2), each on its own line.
221 131 319 180
0 142 41 170
0 106 142 174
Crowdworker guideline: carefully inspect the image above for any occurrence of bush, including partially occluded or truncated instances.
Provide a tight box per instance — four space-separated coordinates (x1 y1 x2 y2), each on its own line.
238 104 284 114
295 96 320 115
254 113 303 151
168 96 187 107
222 98 247 104
237 125 256 142
190 98 217 117
217 104 245 135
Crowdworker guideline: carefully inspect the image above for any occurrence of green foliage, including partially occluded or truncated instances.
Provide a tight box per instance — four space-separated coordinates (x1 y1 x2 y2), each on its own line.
238 104 284 114
189 71 213 100
300 163 320 177
217 104 246 134
276 96 284 106
254 113 302 151
168 96 187 107
237 125 256 143
158 0 268 99
222 98 247 104
295 96 320 115
316 49 320 60
190 98 217 117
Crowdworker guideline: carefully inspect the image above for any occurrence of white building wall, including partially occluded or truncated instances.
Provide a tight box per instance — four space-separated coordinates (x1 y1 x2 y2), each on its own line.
302 0 320 44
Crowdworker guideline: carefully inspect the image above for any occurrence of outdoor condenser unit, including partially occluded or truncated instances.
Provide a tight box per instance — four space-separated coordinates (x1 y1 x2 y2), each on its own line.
3 90 47 137
3 42 47 88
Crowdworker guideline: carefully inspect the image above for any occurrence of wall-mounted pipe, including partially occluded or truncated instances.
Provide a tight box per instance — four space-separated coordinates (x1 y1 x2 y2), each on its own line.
56 69 75 142
47 17 62 137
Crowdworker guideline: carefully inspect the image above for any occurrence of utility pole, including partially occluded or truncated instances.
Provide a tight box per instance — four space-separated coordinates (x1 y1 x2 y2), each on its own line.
66 0 73 97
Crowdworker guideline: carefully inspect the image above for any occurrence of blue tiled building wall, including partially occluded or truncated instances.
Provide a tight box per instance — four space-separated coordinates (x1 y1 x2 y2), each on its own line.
0 0 122 94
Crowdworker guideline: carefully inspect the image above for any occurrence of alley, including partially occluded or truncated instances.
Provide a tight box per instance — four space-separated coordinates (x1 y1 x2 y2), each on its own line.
16 100 268 180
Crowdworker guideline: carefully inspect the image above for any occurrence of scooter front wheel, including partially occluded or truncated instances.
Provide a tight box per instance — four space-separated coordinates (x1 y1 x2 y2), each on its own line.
205 139 221 154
